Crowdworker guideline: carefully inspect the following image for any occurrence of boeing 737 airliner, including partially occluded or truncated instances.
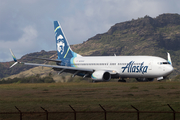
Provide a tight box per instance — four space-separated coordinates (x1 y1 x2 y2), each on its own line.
10 21 174 82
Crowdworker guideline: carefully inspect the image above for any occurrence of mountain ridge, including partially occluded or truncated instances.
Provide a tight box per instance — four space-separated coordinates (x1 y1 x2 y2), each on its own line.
1 13 180 79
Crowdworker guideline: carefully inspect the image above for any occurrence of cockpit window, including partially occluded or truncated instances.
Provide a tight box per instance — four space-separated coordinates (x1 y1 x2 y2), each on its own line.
160 62 170 65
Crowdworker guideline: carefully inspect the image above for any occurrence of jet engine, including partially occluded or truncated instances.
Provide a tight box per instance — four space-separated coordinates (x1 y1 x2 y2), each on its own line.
91 71 111 82
136 78 154 82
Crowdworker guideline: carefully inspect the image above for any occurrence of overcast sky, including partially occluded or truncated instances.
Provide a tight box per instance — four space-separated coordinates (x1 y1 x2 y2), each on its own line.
0 0 180 62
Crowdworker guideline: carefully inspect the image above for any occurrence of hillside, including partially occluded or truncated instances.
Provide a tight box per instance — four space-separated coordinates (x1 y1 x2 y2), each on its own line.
73 14 180 56
1 13 180 80
0 50 56 78
72 13 180 77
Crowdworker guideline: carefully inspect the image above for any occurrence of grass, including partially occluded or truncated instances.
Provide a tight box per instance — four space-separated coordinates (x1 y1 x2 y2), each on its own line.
0 81 180 119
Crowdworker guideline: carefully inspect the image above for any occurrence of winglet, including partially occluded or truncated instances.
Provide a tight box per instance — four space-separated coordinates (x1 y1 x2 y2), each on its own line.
9 49 18 68
167 52 172 65
10 49 17 62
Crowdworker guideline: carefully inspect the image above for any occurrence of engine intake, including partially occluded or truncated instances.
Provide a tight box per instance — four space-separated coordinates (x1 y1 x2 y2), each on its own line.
92 71 111 81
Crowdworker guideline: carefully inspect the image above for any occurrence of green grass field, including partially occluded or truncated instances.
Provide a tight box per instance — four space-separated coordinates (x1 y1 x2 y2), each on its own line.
1 81 180 120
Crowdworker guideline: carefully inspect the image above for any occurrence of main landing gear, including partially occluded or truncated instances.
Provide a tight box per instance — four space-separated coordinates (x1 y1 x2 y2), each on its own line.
118 78 126 82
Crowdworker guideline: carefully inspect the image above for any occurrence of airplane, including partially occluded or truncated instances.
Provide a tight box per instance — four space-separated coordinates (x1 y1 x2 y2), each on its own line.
10 21 174 82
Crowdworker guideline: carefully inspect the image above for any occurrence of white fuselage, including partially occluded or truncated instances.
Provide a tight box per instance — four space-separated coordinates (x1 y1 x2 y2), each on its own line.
71 56 173 78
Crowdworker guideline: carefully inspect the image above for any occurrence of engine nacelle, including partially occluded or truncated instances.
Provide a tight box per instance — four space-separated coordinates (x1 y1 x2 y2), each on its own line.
91 71 111 82
136 78 154 82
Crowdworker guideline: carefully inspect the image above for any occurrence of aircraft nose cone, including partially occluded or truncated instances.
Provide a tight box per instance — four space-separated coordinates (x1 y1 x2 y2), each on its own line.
170 66 174 72
168 65 174 74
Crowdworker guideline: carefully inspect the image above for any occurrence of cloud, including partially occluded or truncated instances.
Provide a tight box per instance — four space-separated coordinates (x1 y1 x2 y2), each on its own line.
0 25 38 61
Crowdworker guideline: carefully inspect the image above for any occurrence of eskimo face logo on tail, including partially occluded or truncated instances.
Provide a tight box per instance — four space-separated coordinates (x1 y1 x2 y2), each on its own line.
57 34 65 54
57 41 65 54
57 35 63 40
121 61 148 74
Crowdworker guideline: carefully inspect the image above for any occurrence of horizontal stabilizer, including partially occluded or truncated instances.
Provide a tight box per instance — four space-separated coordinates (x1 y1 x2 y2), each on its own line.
9 62 18 68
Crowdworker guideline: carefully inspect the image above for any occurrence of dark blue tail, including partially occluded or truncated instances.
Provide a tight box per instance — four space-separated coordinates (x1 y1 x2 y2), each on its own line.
54 21 80 60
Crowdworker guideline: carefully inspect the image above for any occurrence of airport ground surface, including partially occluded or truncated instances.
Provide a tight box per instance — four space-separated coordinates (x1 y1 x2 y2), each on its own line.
0 81 180 120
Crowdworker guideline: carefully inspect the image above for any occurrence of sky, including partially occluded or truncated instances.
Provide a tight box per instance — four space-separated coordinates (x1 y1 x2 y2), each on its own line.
0 0 180 62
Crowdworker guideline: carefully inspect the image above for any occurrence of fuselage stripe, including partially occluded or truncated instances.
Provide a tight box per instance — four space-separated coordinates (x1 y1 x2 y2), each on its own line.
64 47 70 58
73 58 77 67
54 26 60 32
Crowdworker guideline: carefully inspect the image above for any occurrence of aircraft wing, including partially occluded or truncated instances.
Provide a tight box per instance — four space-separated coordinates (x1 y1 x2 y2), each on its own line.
24 62 117 75
23 62 94 72
9 49 117 77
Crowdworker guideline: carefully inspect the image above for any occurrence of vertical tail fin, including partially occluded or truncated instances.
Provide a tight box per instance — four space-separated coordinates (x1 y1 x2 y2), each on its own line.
54 21 81 60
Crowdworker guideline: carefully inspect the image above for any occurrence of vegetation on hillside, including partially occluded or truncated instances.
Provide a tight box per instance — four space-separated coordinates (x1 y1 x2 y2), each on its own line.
0 73 55 84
